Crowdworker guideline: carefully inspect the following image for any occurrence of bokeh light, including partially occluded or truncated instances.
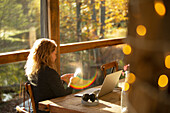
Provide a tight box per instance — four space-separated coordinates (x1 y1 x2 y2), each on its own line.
165 55 170 69
154 2 166 16
123 44 132 55
126 73 136 84
123 82 130 91
158 74 168 88
136 25 147 36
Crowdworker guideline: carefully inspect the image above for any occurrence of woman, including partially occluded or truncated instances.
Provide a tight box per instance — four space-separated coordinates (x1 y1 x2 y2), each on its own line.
25 38 73 113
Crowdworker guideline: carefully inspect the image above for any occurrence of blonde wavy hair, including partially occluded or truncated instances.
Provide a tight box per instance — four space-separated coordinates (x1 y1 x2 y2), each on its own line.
25 38 57 81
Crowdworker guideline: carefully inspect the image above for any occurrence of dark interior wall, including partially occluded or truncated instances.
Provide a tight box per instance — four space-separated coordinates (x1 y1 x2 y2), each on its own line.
126 0 170 113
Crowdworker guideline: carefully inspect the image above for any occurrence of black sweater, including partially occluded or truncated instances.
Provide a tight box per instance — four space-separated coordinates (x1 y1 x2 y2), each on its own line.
29 66 72 113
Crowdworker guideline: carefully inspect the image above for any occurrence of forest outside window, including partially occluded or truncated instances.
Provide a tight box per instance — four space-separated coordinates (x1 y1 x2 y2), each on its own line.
0 0 41 53
0 0 41 103
59 0 128 44
60 45 125 92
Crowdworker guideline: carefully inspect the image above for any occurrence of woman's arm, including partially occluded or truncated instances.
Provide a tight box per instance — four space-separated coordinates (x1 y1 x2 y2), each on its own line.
61 73 74 84
47 69 73 97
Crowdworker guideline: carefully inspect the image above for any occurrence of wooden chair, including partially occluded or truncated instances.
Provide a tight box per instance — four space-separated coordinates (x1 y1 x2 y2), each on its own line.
16 82 36 113
101 61 118 78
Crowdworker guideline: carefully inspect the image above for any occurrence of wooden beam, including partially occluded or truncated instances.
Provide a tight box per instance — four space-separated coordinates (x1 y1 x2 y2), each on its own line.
48 0 60 74
0 50 29 65
60 37 125 54
0 38 125 65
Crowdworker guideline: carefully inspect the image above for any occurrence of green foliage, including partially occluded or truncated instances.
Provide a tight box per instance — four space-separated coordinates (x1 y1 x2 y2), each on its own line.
0 0 40 30
0 0 27 30
0 62 27 86
0 38 29 52
0 0 40 97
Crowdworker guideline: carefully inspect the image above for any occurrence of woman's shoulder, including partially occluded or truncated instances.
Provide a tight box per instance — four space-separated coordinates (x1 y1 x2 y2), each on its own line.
41 65 58 75
45 65 55 71
40 66 61 81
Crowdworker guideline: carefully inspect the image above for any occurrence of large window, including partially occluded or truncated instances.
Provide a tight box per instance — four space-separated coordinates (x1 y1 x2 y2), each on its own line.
0 62 26 102
0 0 127 104
0 0 41 53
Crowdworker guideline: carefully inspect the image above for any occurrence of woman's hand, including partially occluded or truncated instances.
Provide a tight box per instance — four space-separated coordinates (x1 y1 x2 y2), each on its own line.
61 73 74 84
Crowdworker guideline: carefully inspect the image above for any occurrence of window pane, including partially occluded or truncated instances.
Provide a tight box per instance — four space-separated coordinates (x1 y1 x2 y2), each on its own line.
0 62 27 102
0 0 40 53
59 0 128 44
60 45 125 92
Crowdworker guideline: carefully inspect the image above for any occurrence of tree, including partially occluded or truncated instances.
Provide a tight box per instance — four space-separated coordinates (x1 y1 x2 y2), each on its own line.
99 0 105 39
76 0 82 42
0 0 40 32
0 0 26 31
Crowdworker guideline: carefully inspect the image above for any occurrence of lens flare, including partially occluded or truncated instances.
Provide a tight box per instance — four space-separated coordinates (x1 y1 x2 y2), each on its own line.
123 44 132 55
165 55 170 69
74 68 81 77
158 74 168 88
136 25 147 36
70 71 98 89
154 2 166 16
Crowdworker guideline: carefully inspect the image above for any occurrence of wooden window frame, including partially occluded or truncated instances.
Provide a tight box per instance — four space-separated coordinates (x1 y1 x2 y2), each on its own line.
0 37 125 65
0 0 125 74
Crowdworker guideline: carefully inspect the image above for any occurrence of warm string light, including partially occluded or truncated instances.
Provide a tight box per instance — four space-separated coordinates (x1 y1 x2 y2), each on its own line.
122 73 136 92
154 1 168 90
154 1 166 16
123 44 132 55
158 74 168 88
126 73 136 84
123 82 130 91
136 25 147 36
122 0 168 94
165 55 170 69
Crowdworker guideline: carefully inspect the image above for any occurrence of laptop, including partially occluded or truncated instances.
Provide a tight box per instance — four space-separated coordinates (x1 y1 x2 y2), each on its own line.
74 70 122 98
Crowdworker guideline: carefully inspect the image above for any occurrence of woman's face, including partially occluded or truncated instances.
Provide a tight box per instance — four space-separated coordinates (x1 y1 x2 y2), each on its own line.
51 48 57 63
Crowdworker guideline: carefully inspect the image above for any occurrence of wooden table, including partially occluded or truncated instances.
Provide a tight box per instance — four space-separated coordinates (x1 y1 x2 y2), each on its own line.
39 86 122 113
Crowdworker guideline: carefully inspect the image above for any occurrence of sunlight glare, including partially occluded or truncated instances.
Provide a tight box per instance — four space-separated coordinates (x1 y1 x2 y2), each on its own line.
99 100 121 112
74 68 81 77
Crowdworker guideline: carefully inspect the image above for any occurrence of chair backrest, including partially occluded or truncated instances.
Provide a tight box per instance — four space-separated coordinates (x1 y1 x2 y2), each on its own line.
25 82 36 113
16 82 36 113
101 61 118 78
